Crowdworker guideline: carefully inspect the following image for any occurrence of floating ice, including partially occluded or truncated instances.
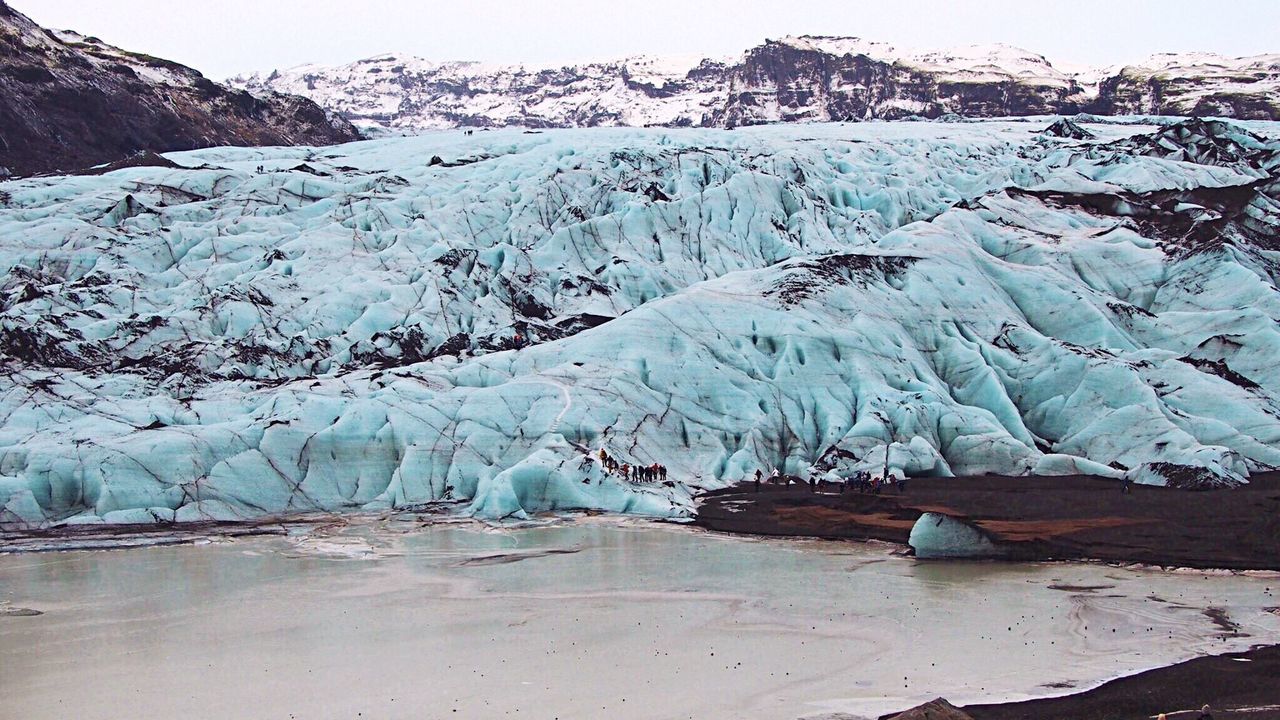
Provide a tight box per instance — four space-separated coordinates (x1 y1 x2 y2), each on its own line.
909 512 1007 559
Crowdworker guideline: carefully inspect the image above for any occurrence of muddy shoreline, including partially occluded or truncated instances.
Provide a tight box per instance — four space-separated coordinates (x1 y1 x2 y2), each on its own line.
695 472 1280 571
882 644 1280 720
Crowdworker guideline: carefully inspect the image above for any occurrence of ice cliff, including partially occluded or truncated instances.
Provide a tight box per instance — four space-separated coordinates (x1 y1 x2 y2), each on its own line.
2 118 1279 527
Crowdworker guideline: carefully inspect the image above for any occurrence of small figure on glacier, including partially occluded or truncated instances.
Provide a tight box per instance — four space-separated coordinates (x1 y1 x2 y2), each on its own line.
770 468 781 485
754 468 762 492
1121 476 1132 494
1198 705 1214 720
659 464 667 482
621 464 630 481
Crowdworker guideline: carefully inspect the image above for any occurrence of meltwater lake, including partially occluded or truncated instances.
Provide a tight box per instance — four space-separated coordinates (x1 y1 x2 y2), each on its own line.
2 518 1277 720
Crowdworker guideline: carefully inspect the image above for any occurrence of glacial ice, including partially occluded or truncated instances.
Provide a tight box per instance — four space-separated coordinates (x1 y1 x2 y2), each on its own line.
2 119 1279 527
908 512 1007 559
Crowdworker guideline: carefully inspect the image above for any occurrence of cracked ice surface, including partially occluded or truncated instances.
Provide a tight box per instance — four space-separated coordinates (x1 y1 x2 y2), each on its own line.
3 120 1280 527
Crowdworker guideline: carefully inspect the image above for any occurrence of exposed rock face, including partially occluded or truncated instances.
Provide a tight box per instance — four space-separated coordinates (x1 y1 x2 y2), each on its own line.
0 1 362 176
1093 54 1280 119
709 39 1088 126
231 35 1280 134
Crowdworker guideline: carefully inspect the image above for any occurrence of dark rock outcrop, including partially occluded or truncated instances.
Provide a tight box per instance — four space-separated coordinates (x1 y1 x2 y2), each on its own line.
710 40 1088 127
1039 118 1095 140
884 698 975 720
0 1 362 176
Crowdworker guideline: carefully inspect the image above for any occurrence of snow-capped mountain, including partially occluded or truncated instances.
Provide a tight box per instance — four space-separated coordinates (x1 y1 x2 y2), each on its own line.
231 36 1280 134
0 1 361 177
3 117 1280 528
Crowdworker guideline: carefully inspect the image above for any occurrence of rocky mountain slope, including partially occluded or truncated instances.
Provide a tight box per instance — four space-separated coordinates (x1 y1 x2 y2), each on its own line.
232 36 1280 133
0 1 361 177
2 117 1279 527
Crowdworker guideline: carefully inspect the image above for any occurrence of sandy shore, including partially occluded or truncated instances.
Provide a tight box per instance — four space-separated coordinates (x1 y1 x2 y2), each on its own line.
695 472 1280 570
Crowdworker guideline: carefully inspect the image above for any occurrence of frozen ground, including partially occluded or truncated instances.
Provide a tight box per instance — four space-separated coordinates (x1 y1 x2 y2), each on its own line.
2 119 1280 526
0 521 1277 720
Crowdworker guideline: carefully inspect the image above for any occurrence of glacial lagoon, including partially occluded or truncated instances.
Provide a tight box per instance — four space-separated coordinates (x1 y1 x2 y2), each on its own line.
2 519 1277 720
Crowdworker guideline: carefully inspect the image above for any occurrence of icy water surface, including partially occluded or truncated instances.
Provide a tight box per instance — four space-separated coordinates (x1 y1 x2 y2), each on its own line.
1 518 1278 720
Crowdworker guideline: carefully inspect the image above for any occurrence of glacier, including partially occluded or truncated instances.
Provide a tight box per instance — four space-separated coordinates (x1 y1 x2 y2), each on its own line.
2 118 1280 528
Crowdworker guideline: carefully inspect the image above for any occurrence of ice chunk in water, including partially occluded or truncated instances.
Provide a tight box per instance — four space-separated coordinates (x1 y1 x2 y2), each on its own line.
909 512 1007 559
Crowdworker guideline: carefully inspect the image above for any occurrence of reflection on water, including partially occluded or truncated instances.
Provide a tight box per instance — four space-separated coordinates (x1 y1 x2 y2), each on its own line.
2 518 1277 720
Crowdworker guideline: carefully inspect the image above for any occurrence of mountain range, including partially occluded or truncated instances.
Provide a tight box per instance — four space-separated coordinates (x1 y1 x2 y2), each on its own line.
0 1 361 177
232 35 1280 134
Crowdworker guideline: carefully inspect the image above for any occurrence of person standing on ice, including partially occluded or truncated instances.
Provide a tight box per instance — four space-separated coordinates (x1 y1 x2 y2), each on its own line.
770 468 781 485
754 469 763 492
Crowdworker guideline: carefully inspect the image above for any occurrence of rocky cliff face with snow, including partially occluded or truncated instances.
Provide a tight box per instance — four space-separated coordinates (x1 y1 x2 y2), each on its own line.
2 117 1279 528
232 36 1280 134
0 1 361 177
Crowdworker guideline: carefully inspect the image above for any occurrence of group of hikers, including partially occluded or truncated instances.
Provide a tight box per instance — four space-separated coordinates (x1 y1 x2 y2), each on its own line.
597 448 668 483
843 469 903 494
750 467 905 494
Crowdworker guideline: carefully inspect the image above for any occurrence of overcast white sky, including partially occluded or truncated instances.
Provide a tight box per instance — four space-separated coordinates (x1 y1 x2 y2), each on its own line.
14 0 1279 80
